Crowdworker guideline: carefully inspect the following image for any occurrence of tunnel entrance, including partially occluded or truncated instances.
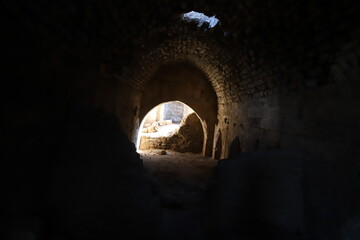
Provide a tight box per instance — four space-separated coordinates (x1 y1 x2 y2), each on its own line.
134 63 220 209
137 101 217 208
136 61 219 158
136 101 205 154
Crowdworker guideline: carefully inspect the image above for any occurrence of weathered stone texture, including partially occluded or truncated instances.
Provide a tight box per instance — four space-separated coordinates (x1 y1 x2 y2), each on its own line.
140 113 204 153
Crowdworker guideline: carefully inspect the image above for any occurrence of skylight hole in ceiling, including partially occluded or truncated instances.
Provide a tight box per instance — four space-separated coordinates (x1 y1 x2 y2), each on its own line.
181 11 219 28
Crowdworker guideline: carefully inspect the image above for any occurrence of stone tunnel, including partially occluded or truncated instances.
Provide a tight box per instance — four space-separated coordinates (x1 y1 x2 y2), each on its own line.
2 0 360 239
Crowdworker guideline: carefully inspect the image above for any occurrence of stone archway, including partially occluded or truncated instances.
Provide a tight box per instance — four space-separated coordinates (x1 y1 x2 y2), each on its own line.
136 62 218 157
136 101 205 154
119 35 241 159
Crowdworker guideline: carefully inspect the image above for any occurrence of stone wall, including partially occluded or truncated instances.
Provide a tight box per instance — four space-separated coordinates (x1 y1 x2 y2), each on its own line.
164 101 184 123
140 113 204 153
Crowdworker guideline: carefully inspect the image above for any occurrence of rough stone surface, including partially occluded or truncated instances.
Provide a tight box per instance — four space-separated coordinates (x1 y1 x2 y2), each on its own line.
140 112 204 153
172 113 204 153
164 101 184 124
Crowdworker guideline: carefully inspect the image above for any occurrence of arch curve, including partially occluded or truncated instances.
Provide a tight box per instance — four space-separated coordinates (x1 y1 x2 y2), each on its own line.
136 61 218 157
136 101 207 155
122 35 241 158
120 35 240 104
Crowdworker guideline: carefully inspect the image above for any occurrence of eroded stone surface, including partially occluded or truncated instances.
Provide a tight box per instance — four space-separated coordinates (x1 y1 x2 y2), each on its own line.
140 112 204 153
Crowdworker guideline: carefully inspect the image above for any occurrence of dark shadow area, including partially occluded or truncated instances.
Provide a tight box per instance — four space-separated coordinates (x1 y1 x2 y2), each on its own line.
140 150 217 210
214 132 222 160
206 150 360 240
2 105 162 240
228 136 242 159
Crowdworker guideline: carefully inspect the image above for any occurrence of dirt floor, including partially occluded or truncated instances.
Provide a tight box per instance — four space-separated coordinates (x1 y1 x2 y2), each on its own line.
139 150 218 209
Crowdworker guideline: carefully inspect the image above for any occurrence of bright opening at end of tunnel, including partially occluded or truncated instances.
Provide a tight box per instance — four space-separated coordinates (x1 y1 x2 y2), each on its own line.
136 101 205 153
181 11 219 28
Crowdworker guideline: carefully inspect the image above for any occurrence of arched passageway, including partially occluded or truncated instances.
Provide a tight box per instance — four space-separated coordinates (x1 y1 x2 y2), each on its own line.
134 62 220 157
136 101 205 154
137 101 218 209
